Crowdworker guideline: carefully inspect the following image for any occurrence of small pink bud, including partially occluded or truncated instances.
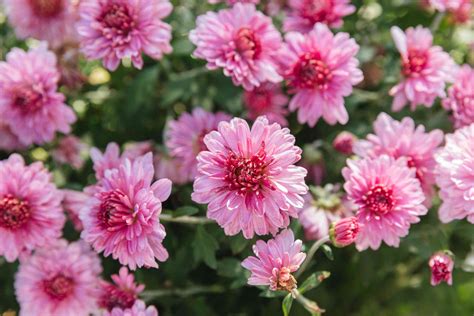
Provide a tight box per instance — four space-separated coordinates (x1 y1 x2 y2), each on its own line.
429 251 454 286
329 217 360 248
332 132 357 155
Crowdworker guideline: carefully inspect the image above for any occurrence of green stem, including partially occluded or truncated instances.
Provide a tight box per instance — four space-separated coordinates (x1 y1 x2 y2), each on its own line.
430 12 445 33
159 214 214 224
291 289 324 315
296 236 330 279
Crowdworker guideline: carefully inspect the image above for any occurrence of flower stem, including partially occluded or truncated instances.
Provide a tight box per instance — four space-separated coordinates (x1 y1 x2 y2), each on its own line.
296 236 330 279
291 289 324 315
430 12 445 32
141 285 225 301
159 214 214 224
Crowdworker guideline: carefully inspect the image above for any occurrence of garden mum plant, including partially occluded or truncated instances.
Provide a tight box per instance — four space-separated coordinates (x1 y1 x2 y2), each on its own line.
0 0 473 315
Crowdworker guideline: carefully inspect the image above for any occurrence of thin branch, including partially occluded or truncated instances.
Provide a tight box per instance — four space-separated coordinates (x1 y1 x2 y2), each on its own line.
296 236 330 279
291 288 324 315
159 214 214 224
430 12 445 33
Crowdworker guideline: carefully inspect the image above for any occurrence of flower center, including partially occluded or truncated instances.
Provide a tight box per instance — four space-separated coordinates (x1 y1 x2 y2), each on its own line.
12 86 43 113
301 0 331 23
0 195 31 230
289 52 332 90
100 284 136 311
28 0 63 18
402 50 428 77
43 274 74 300
234 27 261 59
98 189 130 229
270 267 297 292
100 3 135 37
431 259 450 282
362 184 394 215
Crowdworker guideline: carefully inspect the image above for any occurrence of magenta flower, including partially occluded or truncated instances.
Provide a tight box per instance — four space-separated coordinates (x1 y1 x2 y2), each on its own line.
0 154 65 262
91 142 123 182
243 82 289 126
154 152 188 185
329 216 360 247
389 26 456 111
442 65 474 128
283 0 356 33
429 251 454 286
52 135 88 169
99 267 144 312
80 153 172 270
242 229 306 291
77 0 173 71
332 131 357 155
343 155 427 250
0 44 76 147
435 124 474 224
62 189 88 232
105 300 158 316
279 23 363 126
354 113 443 203
189 3 283 90
192 117 308 238
165 108 230 182
0 120 24 151
4 0 78 47
15 240 102 316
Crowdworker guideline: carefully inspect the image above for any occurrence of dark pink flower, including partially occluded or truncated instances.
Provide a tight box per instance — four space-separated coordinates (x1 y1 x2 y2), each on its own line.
243 82 289 126
442 65 474 128
429 251 454 286
332 131 356 155
329 216 360 247
99 267 145 312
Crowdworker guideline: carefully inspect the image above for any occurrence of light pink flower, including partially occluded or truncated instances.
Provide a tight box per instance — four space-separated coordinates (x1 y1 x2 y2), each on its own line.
123 141 155 161
91 142 123 182
4 0 78 47
389 26 456 111
442 65 474 128
189 3 283 90
427 0 464 11
15 240 102 316
154 152 188 185
329 216 360 247
0 120 25 151
283 0 356 33
429 251 454 286
354 113 443 204
0 44 76 147
0 154 65 262
99 267 144 312
208 0 260 4
192 116 308 238
266 0 290 16
428 0 472 23
62 189 88 232
52 135 88 169
343 155 427 250
435 124 474 224
333 131 356 155
279 23 363 126
105 300 158 316
77 0 173 71
243 82 289 126
241 229 306 291
80 153 171 270
165 108 230 182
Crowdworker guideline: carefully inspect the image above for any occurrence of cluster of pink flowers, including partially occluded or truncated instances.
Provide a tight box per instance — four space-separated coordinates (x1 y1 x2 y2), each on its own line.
442 65 474 128
427 0 472 24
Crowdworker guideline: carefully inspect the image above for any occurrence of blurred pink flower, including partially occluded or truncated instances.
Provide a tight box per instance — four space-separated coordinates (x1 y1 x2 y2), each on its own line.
429 251 454 286
283 0 355 33
243 82 289 126
329 216 360 247
154 152 188 185
0 154 65 262
0 44 76 147
4 0 78 47
442 65 474 128
343 155 427 251
389 26 456 111
15 240 102 316
209 0 260 4
99 267 144 312
62 189 88 232
165 108 230 182
279 23 363 126
77 0 173 71
123 141 155 161
266 0 289 16
52 135 88 169
105 300 158 316
0 120 24 151
354 113 443 204
435 124 474 224
242 229 305 291
192 117 308 238
91 142 123 182
333 131 357 155
428 0 472 23
189 3 283 90
80 153 171 270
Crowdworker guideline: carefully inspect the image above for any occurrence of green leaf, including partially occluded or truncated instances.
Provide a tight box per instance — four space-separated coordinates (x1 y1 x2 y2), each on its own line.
229 234 251 254
321 244 334 261
192 226 219 269
282 293 294 316
217 258 242 278
299 271 331 295
173 206 199 217
260 289 287 298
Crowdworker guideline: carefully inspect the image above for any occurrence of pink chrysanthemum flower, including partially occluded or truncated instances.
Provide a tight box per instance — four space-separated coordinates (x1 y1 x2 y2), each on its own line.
333 131 356 155
189 3 283 90
243 82 289 126
52 135 88 169
0 44 76 147
209 0 260 4
389 26 456 111
77 0 173 71
80 153 172 270
165 108 230 182
0 120 24 151
442 65 474 128
99 267 144 312
435 124 474 223
266 0 290 16
428 0 472 23
429 251 454 286
354 113 443 204
0 154 65 262
123 141 154 161
154 152 188 185
329 216 360 247
105 300 158 316
343 155 428 250
91 142 123 182
279 23 363 127
283 0 356 33
62 189 88 232
4 0 78 47
192 116 308 238
241 229 306 291
15 240 102 316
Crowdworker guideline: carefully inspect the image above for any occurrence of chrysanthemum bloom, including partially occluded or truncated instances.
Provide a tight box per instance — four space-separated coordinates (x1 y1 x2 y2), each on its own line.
435 124 474 223
123 141 155 161
55 42 87 89
329 216 360 247
243 82 289 126
189 3 283 90
80 153 172 270
91 142 123 182
77 0 173 71
0 154 65 262
99 267 144 312
354 113 443 203
105 300 158 316
343 155 427 250
15 240 102 316
429 251 454 286
0 120 24 151
192 117 308 238
442 65 474 128
62 189 88 232
52 135 88 169
333 131 357 155
428 0 472 23
154 152 188 185
0 44 76 147
266 0 290 16
165 108 230 182
241 229 306 291
389 26 456 111
4 0 78 47
283 0 356 33
279 23 363 127
208 0 260 4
